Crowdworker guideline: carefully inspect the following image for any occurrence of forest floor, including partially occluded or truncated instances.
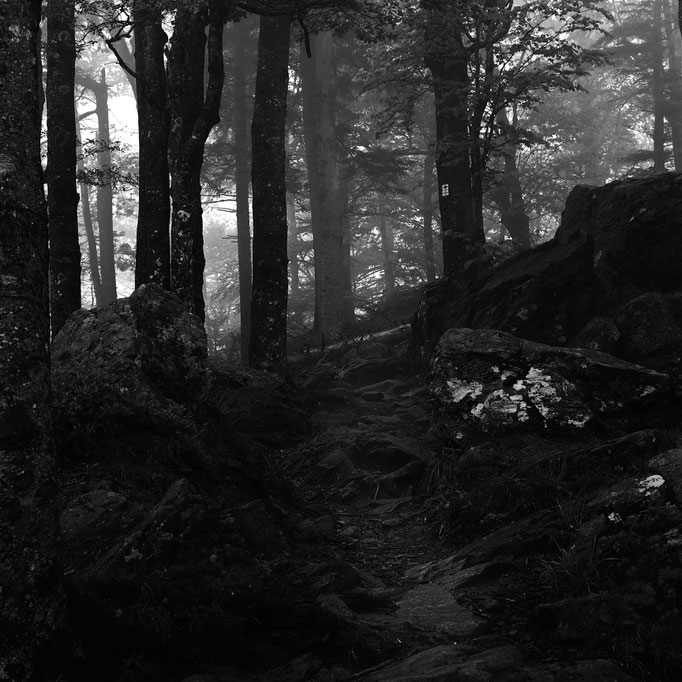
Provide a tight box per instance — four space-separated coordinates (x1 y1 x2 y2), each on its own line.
183 332 656 682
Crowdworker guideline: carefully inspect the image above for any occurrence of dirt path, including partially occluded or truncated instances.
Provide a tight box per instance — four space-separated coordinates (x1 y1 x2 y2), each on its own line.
186 350 638 681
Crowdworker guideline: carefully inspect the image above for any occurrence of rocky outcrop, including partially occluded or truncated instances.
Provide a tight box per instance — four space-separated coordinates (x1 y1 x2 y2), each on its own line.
430 328 671 439
413 173 682 360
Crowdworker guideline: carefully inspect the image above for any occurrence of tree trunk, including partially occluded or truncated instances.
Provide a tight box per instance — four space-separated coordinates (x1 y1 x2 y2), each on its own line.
287 192 299 299
167 0 226 322
492 111 532 251
422 145 437 281
339 166 355 326
379 211 396 295
0 2 62 677
133 0 171 290
422 1 480 280
653 0 667 172
77 116 103 306
233 22 252 360
92 69 117 304
47 0 81 336
301 31 346 343
663 0 682 170
249 14 291 375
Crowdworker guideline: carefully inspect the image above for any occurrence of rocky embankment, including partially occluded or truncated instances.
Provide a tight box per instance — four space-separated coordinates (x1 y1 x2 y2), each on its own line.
52 173 682 681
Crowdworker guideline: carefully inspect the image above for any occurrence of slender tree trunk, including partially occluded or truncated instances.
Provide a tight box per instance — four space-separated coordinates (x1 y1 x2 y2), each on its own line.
47 0 81 335
301 31 346 343
422 2 480 279
287 192 299 299
653 0 667 172
422 146 436 281
0 2 63 677
134 0 171 290
379 210 396 295
91 69 117 304
233 23 252 360
167 0 226 321
77 117 103 306
492 111 532 251
339 166 355 326
249 14 291 375
663 0 682 169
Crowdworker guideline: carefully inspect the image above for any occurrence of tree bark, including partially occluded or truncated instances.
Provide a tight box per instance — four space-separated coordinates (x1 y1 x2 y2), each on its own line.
233 22 252 360
0 2 62 677
422 145 436 281
287 192 299 299
167 0 226 321
47 0 81 336
79 69 118 305
249 14 291 375
653 0 667 172
492 110 532 251
379 210 396 295
76 116 103 306
422 1 481 280
133 0 171 290
301 31 346 343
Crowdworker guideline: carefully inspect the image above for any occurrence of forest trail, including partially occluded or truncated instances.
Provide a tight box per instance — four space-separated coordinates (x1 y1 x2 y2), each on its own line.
190 335 637 681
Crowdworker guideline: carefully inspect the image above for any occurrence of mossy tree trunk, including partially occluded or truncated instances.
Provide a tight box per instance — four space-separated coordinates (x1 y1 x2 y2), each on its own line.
0 1 63 677
46 0 81 336
249 14 291 375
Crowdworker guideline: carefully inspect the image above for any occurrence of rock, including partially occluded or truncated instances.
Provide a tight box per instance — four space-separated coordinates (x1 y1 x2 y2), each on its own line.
59 487 134 542
53 283 207 402
648 448 682 500
395 583 485 637
612 292 682 366
413 173 682 359
355 644 523 681
573 317 620 353
431 328 671 437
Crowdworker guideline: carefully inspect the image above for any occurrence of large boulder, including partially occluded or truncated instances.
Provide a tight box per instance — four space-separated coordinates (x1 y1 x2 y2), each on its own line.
413 173 682 359
430 328 671 438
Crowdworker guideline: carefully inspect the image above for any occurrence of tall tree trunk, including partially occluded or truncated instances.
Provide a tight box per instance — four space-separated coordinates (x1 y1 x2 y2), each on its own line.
339 166 355 326
47 0 81 336
77 116 103 306
133 0 171 290
233 22 252 360
653 0 667 172
422 1 480 280
167 0 226 321
249 14 291 375
379 210 396 296
91 69 117 304
0 2 62 677
301 31 346 344
287 192 299 300
663 0 682 170
422 146 437 281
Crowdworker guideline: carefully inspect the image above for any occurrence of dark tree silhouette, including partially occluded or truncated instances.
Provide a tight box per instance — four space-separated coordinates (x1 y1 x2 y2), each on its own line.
0 1 62 677
249 13 291 375
134 0 171 290
47 0 81 335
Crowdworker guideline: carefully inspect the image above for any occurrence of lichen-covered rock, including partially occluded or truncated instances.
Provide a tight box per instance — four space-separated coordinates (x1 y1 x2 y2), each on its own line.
431 328 670 437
